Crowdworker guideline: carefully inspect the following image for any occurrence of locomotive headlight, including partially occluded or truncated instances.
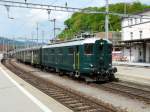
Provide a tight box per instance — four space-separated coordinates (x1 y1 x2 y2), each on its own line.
109 64 112 66
90 64 94 68
100 42 103 45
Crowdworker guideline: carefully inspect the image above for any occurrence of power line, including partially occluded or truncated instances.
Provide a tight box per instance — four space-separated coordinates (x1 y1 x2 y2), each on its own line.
0 0 149 19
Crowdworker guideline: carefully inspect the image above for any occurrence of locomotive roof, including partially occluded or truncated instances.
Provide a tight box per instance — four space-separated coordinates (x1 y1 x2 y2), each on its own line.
14 37 111 52
43 37 111 48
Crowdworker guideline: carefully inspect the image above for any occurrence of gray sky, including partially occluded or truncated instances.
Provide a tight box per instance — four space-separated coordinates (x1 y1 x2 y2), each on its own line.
0 0 149 42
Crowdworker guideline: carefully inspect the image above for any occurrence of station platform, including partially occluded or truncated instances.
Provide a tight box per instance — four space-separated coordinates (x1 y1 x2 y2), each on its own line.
113 61 150 67
0 57 72 112
115 65 150 86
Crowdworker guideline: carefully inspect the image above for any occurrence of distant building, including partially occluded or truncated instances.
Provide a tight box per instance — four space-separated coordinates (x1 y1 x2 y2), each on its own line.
96 32 123 61
120 9 150 62
96 31 121 42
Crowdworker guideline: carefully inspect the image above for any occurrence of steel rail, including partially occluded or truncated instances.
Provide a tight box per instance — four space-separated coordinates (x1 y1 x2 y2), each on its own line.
94 82 150 104
2 59 125 112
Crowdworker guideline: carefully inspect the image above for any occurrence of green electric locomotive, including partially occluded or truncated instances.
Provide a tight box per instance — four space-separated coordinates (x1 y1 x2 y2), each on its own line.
41 37 117 81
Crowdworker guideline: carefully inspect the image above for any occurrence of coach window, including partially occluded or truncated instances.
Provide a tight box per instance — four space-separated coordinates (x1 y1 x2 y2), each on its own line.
51 49 54 54
68 47 74 54
58 48 62 54
84 44 93 54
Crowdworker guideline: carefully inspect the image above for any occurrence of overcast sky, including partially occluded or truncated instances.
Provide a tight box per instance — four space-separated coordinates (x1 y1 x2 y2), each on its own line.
0 0 149 42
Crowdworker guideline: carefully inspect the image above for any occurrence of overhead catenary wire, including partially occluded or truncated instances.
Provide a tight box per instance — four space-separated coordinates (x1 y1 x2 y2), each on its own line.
0 0 149 19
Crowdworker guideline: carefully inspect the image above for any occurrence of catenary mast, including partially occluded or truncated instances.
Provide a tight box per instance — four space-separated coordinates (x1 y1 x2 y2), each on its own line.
105 0 109 40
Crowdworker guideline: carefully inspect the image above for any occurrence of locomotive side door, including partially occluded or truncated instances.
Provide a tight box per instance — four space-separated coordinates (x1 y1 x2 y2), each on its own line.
73 46 80 70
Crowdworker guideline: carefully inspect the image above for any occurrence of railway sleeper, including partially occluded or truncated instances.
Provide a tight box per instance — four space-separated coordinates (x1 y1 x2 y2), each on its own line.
81 108 103 112
69 103 84 107
48 91 65 94
63 100 79 104
60 98 76 102
54 96 71 99
73 105 92 111
48 93 66 97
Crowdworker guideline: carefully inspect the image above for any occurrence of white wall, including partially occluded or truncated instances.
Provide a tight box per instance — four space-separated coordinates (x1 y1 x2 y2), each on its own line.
146 43 150 62
123 45 144 62
122 22 150 40
0 53 3 60
121 10 150 63
122 11 150 41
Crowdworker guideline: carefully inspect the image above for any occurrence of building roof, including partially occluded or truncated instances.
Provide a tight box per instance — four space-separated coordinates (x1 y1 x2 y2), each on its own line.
122 8 150 20
119 38 150 43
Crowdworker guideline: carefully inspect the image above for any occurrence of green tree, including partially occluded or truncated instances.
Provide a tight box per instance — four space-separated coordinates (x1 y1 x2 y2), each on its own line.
58 2 150 40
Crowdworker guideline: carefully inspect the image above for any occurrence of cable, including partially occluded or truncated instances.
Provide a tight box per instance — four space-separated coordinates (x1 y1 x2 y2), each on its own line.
0 0 149 19
50 0 58 5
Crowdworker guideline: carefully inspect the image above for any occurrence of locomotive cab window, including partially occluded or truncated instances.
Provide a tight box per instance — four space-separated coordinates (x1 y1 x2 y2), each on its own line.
84 44 93 54
68 47 74 54
58 48 62 54
99 43 103 51
108 44 112 53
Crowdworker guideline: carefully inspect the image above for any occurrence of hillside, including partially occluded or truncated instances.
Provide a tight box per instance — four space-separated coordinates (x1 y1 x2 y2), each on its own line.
0 37 36 47
58 2 150 40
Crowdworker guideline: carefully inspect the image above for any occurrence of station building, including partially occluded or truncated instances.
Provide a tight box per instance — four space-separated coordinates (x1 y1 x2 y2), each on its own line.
120 9 150 63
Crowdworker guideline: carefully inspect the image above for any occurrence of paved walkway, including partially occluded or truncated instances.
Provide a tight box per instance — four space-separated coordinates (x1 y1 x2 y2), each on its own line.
115 65 150 85
0 65 46 112
0 54 72 112
113 61 150 67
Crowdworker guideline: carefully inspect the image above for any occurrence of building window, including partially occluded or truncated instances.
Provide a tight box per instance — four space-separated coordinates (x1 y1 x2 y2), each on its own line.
128 19 130 26
140 17 143 23
130 19 133 25
139 31 143 39
135 18 137 24
130 32 133 40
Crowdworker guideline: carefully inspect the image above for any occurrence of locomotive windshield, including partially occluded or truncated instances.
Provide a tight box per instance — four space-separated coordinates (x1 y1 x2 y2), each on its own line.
84 44 93 54
99 43 103 51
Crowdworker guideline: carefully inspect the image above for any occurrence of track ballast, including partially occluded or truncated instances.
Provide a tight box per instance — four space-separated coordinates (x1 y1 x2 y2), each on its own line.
2 59 125 112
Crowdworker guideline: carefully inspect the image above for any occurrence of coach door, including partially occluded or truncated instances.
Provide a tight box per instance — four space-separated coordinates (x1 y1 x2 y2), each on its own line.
74 46 80 70
31 50 34 64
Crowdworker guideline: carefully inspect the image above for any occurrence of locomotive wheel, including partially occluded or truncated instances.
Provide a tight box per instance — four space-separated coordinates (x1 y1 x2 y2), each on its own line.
59 71 64 76
109 74 118 82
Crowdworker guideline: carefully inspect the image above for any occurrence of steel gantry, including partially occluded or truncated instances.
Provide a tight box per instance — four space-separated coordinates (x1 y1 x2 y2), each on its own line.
0 0 150 40
0 0 150 19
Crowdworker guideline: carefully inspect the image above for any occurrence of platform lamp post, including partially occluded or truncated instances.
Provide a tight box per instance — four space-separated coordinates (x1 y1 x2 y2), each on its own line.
2 38 5 54
13 36 16 56
7 40 9 58
31 32 34 47
36 22 39 46
41 30 45 45
49 19 56 39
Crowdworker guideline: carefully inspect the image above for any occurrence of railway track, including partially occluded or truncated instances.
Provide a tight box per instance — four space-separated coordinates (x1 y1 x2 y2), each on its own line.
2 59 125 112
94 81 150 104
